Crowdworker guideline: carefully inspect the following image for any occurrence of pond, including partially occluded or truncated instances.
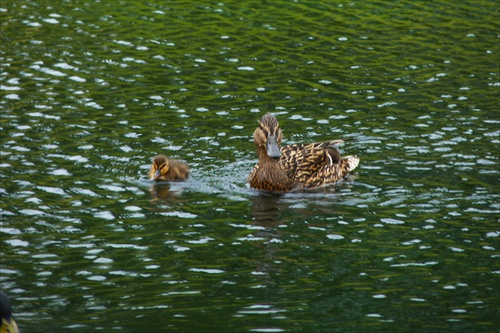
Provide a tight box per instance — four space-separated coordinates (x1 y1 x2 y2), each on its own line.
1 1 499 332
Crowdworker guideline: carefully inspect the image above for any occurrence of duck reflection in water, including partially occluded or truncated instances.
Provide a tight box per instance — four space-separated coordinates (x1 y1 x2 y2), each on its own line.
250 192 283 226
149 182 176 202
249 187 348 227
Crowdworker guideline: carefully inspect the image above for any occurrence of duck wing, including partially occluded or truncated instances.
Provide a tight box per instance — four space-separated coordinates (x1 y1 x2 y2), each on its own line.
279 140 344 185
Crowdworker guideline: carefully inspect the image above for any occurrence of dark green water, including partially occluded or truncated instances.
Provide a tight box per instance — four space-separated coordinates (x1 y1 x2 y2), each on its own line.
1 1 499 332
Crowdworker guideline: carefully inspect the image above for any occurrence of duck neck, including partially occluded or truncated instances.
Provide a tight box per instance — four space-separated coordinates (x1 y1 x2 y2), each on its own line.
255 145 293 192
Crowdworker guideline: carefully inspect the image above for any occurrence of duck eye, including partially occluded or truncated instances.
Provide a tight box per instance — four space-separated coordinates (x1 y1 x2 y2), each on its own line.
260 126 269 137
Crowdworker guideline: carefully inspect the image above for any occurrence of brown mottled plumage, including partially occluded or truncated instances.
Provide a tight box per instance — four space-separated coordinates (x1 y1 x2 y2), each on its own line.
247 114 359 192
148 155 189 181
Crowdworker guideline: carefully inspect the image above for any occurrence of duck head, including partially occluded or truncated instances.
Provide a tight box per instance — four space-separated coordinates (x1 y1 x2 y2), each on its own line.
149 155 170 180
253 114 282 159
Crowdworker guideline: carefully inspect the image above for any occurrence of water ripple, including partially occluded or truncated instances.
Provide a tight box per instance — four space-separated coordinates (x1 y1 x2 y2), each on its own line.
1 1 498 332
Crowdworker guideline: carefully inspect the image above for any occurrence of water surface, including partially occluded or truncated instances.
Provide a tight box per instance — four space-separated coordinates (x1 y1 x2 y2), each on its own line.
1 1 499 332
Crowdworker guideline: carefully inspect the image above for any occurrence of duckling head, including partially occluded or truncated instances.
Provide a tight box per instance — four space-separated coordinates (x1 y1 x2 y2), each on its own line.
254 114 282 159
0 292 19 333
150 155 170 180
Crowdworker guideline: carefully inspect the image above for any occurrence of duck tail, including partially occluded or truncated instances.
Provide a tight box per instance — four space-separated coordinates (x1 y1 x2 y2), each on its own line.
341 155 359 172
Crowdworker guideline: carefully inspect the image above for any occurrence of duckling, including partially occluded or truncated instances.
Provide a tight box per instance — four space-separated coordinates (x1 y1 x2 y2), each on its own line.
148 155 189 181
0 292 19 333
247 114 359 192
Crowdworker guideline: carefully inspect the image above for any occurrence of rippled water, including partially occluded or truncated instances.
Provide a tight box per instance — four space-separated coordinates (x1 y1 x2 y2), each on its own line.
1 1 499 332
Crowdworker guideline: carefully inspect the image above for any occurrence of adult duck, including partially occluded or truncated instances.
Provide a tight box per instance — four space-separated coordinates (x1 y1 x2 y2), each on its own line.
247 114 359 192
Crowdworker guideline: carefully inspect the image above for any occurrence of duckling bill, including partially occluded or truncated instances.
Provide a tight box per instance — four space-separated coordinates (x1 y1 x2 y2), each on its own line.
0 292 19 333
148 155 189 181
247 113 359 192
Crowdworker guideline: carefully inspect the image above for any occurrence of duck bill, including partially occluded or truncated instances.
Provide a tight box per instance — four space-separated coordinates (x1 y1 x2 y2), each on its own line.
154 168 161 179
266 135 281 159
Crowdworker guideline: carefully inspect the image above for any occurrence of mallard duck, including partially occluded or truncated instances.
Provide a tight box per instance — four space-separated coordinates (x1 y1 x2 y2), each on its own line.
148 155 189 181
247 114 359 192
0 292 19 333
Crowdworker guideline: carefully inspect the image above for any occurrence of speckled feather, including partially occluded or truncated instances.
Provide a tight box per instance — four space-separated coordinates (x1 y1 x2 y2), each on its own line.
247 114 359 192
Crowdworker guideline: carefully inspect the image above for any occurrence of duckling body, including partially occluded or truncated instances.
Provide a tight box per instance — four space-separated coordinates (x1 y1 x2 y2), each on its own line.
247 114 359 192
0 292 19 333
148 155 189 181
